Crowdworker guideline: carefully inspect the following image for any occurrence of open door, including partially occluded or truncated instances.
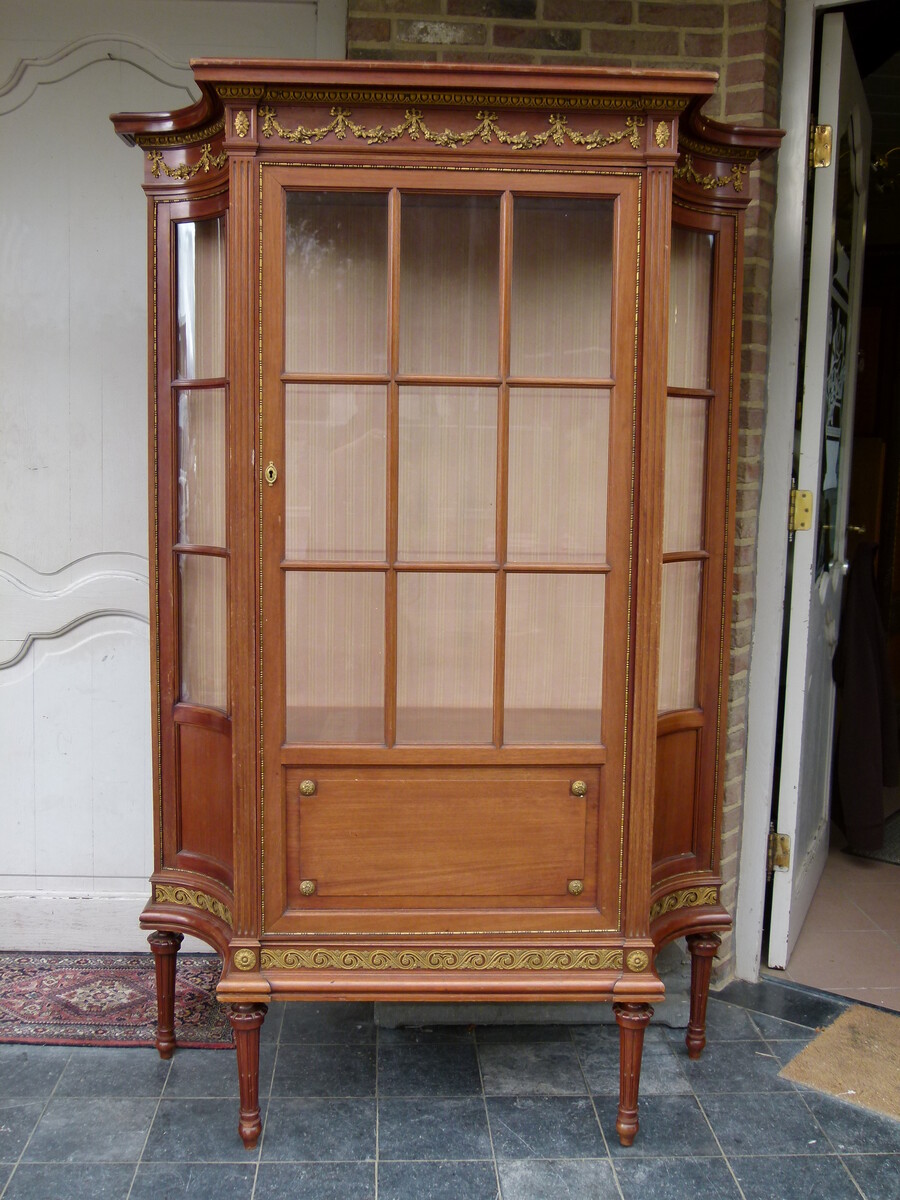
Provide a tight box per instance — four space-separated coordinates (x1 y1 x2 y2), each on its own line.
767 11 871 969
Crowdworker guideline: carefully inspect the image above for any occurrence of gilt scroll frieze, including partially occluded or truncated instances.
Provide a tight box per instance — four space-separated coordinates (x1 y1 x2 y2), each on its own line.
154 884 234 928
260 104 644 153
261 948 624 972
649 887 720 923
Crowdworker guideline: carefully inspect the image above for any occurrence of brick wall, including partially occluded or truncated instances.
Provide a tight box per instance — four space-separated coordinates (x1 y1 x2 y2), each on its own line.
347 0 785 983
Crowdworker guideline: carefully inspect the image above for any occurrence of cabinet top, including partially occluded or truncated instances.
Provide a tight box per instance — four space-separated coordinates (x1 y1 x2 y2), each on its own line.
111 58 782 198
188 56 720 94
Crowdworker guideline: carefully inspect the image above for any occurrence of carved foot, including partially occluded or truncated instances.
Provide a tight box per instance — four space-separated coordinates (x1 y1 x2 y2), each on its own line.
614 1001 653 1146
148 930 183 1059
685 932 720 1059
229 1003 268 1150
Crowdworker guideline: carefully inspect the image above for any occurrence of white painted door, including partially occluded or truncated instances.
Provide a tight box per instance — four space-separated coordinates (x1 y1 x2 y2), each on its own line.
767 12 871 968
0 1 346 951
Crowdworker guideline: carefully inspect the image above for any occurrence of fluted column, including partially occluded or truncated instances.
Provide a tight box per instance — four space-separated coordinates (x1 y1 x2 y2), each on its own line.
614 1001 653 1146
148 930 183 1059
229 1002 268 1150
686 932 720 1058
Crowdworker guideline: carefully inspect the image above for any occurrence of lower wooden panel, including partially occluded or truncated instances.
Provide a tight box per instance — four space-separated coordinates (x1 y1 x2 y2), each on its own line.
174 721 233 886
653 725 700 867
284 765 606 914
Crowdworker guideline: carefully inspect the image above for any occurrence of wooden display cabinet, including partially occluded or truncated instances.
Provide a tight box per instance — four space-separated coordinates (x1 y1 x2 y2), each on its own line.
113 61 779 1148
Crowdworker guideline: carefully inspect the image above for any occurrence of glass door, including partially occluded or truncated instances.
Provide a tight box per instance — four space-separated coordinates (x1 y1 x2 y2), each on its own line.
261 166 639 929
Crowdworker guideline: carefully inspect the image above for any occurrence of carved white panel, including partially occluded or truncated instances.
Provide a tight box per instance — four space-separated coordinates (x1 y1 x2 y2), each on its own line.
0 615 151 881
0 58 185 571
0 552 148 667
0 2 342 949
0 3 330 82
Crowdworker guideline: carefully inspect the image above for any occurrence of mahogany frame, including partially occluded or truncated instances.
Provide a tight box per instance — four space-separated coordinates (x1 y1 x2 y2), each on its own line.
112 60 781 1149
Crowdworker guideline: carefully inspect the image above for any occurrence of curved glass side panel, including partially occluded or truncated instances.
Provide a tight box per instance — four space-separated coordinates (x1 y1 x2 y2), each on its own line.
176 217 225 380
177 388 226 547
178 553 228 711
668 227 713 390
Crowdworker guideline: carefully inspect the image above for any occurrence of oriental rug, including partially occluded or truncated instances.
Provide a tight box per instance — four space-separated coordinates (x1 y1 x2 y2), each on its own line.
779 1003 900 1121
0 951 232 1048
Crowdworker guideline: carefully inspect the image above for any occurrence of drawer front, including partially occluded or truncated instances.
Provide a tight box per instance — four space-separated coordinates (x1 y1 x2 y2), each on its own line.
285 766 605 910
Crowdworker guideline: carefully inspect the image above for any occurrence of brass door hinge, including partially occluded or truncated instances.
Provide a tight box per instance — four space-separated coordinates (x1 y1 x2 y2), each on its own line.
789 489 813 532
767 825 791 878
811 124 832 168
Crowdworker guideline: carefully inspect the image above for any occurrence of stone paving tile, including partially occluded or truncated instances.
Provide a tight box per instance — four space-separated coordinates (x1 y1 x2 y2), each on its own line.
479 1041 587 1096
1 977 897 1199
255 1161 376 1199
0 1100 45 1162
378 1024 476 1045
142 1097 262 1163
378 1159 499 1200
598 1094 720 1158
163 1044 275 1098
498 1156 618 1199
662 999 761 1046
614 1155 743 1199
270 1043 376 1097
1 1163 136 1200
580 1041 691 1096
378 1097 492 1161
260 1097 376 1162
717 979 849 1030
680 1038 792 1093
729 1153 865 1200
21 1097 157 1164
840 1153 900 1200
279 1002 376 1044
487 1096 606 1160
378 1041 482 1097
129 1162 257 1199
55 1046 171 1098
699 1092 833 1157
0 1046 71 1099
801 1092 900 1155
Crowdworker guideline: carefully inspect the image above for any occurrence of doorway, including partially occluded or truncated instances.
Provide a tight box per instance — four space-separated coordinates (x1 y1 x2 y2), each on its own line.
764 2 900 1005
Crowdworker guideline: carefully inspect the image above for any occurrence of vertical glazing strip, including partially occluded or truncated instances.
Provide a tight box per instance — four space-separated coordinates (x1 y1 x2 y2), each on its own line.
174 216 229 710
493 190 514 747
385 187 401 747
152 202 164 863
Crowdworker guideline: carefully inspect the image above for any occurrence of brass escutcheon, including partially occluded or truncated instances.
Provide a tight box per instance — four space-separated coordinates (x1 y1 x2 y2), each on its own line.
264 461 278 486
567 879 584 896
300 879 317 896
300 779 317 796
570 780 587 797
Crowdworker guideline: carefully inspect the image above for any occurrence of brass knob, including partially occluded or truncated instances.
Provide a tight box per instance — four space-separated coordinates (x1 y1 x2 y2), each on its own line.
300 879 316 896
567 879 584 896
300 779 317 796
570 780 587 797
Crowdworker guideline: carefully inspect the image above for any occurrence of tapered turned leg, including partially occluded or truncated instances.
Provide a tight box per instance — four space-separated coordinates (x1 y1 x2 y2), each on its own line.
614 1002 653 1146
148 931 183 1059
686 932 720 1059
229 1003 268 1150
